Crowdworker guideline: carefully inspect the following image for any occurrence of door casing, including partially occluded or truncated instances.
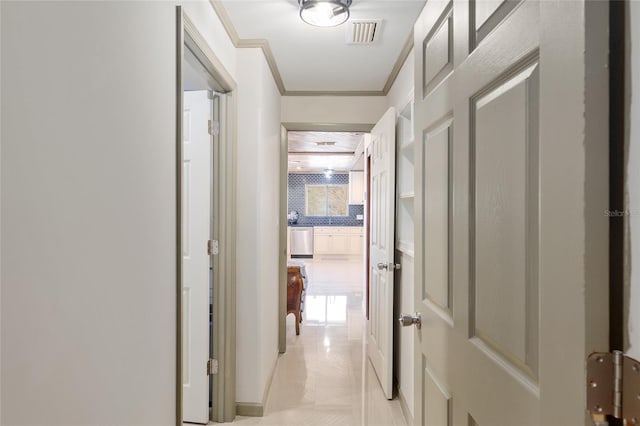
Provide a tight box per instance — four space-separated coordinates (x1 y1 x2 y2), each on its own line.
278 122 375 354
176 7 238 424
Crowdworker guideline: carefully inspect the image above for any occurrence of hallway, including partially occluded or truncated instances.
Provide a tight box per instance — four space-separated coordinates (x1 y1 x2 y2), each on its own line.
233 258 407 425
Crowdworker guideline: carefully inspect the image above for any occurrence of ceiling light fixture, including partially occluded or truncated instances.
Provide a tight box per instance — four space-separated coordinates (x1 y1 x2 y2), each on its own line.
298 0 352 28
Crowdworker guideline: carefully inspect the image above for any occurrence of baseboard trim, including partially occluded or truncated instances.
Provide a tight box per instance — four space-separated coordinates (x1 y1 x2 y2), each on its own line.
236 402 264 417
236 353 280 417
397 388 414 426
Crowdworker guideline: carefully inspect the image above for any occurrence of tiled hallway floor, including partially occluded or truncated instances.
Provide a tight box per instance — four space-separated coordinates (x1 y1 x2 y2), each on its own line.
232 257 407 426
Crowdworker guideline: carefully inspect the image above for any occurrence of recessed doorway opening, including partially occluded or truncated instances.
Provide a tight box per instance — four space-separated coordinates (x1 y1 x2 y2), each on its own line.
177 9 237 425
284 129 369 339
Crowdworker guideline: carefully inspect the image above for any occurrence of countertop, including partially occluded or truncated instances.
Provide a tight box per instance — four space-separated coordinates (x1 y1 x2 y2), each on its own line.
288 224 363 227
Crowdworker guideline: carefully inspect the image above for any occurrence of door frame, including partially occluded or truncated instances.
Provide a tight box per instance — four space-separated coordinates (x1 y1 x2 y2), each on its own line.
278 122 374 354
176 7 238 424
608 0 625 354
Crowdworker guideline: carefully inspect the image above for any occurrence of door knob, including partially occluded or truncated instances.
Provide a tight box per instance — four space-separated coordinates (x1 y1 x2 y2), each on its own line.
398 312 421 329
377 262 401 271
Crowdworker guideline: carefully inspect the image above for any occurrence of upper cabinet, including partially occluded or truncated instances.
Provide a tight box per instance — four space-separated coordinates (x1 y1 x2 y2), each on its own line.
348 171 365 204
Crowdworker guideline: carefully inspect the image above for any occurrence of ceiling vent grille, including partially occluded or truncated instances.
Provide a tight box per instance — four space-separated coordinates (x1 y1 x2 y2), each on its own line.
347 19 382 45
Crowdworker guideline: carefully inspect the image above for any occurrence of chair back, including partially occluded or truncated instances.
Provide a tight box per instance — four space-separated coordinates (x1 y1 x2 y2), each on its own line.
287 266 303 313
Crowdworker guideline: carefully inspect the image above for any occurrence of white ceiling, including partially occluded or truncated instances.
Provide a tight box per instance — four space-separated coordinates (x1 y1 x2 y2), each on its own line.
220 0 426 92
288 131 365 172
288 131 363 152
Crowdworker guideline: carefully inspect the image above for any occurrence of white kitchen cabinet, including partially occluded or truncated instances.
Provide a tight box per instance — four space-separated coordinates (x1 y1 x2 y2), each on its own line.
314 234 332 253
348 171 364 205
350 233 364 255
314 227 363 255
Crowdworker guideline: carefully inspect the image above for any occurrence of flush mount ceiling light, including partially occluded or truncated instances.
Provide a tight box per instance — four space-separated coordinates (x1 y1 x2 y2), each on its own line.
299 0 352 27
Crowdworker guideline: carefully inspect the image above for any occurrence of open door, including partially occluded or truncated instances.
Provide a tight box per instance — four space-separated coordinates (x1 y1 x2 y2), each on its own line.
411 1 609 424
182 90 212 424
367 107 397 400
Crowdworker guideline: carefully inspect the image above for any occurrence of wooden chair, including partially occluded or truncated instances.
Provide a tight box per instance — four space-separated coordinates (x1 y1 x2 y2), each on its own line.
287 266 304 335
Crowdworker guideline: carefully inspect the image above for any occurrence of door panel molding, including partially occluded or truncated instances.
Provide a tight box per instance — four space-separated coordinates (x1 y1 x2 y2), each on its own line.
422 1 454 98
469 55 540 380
423 361 453 426
413 1 609 425
469 0 524 51
422 122 453 315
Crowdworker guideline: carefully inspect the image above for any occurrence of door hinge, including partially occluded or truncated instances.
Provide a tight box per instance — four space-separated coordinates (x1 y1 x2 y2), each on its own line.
208 120 219 136
587 351 640 424
207 240 219 255
207 358 218 375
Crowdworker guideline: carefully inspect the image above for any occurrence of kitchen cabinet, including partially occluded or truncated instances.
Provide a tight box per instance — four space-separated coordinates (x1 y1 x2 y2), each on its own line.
349 171 364 204
350 233 364 255
314 227 363 255
314 234 331 253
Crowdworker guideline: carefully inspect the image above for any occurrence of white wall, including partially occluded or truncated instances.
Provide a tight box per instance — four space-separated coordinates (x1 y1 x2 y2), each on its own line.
387 49 415 114
281 95 387 125
257 51 282 405
1 2 177 424
1 1 283 423
627 1 640 360
235 48 282 405
386 49 415 418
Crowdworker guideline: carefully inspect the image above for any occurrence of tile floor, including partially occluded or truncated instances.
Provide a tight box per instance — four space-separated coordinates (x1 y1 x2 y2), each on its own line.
231 256 407 426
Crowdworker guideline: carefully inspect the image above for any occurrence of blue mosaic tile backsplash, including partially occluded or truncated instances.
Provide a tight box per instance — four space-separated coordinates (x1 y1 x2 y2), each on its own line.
288 173 364 227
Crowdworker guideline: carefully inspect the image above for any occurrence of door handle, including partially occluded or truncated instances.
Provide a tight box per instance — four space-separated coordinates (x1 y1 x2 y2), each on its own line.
377 262 401 271
398 312 421 329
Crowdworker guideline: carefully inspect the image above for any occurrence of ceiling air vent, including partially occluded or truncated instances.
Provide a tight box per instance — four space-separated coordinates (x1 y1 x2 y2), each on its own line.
346 19 382 45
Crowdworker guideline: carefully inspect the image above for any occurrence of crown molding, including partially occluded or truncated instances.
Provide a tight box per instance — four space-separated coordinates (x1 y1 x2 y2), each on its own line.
209 0 414 97
209 0 287 94
236 38 287 95
382 29 414 95
209 0 241 44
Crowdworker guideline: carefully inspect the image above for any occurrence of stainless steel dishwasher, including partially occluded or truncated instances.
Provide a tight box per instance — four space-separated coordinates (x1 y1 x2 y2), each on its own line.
290 227 314 258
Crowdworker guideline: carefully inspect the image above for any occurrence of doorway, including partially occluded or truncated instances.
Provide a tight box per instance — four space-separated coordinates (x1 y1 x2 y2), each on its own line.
177 9 237 425
279 127 371 353
270 118 406 424
276 128 372 423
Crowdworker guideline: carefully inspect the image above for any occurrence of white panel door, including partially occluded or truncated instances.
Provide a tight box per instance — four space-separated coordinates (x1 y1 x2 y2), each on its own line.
183 90 211 424
412 1 609 425
367 107 397 399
